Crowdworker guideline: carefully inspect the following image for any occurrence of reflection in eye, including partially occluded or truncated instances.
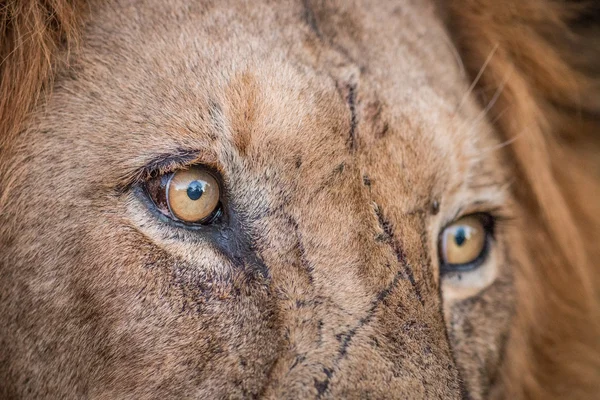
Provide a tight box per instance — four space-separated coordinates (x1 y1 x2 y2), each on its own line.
145 166 221 224
440 214 491 273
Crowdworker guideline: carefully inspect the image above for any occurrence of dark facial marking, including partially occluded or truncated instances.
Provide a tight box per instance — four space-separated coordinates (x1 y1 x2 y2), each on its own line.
302 0 323 39
345 83 358 151
316 270 405 398
362 175 372 189
374 204 425 305
284 214 315 285
431 199 440 215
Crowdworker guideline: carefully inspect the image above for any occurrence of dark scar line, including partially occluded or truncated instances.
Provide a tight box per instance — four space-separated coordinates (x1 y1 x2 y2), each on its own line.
374 205 424 306
312 205 408 397
336 270 404 356
346 83 358 151
301 0 359 152
302 0 323 39
316 270 404 398
301 0 362 69
314 366 334 396
286 214 315 285
314 205 426 396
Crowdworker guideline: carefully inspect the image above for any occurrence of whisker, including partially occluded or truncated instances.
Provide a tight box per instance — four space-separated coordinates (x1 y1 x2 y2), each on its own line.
454 43 499 116
464 70 512 139
480 123 530 155
489 106 509 126
483 133 522 154
441 34 466 78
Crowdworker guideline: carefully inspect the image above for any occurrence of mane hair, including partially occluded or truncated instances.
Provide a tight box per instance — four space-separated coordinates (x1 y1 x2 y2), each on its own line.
444 0 600 398
0 0 83 147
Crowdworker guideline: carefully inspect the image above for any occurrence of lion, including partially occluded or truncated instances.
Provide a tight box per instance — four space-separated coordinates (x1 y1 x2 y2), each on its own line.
0 0 598 398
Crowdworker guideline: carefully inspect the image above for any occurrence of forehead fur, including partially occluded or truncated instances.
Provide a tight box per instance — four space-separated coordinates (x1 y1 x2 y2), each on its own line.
32 0 499 208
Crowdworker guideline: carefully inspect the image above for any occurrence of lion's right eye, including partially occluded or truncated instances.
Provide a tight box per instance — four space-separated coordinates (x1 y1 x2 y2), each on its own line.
144 166 222 224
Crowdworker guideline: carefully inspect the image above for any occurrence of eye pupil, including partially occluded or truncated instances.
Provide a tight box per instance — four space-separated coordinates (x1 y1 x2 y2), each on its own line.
454 228 467 247
186 181 204 201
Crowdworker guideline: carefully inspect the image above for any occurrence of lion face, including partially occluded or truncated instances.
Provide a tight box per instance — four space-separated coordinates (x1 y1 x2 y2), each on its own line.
0 0 526 398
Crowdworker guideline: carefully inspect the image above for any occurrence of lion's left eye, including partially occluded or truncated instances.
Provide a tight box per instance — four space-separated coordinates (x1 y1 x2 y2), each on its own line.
439 214 492 274
144 166 222 224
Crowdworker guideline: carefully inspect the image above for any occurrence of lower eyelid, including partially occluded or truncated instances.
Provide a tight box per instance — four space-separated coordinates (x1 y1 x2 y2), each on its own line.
440 232 492 275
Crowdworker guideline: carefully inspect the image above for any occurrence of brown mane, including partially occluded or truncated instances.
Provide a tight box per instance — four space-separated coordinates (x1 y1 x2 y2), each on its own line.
1 1 598 398
0 0 83 147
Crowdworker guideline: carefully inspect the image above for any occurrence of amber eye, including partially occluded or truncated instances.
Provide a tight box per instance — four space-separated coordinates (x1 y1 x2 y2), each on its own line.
145 167 221 224
439 214 491 272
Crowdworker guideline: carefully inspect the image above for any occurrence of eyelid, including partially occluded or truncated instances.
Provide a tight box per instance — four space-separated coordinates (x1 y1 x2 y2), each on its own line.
115 149 223 193
442 203 513 231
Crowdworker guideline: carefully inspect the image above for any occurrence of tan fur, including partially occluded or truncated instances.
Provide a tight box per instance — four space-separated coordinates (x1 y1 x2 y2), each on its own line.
0 0 598 399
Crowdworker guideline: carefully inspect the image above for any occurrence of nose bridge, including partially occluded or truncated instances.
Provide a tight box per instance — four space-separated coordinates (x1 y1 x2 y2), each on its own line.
253 161 462 398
